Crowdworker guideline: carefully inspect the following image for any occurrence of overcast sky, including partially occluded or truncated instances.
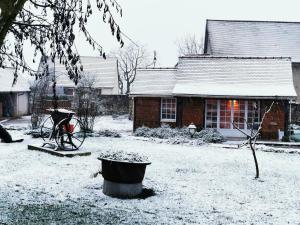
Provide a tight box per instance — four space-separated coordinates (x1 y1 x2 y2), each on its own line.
29 0 300 67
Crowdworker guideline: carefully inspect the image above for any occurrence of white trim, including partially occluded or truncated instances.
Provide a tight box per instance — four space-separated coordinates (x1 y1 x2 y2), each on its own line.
160 97 177 122
245 100 248 130
217 99 220 129
161 119 176 123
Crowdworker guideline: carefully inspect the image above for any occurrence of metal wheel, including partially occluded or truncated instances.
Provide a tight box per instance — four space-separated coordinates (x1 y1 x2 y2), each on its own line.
55 117 86 151
40 115 55 141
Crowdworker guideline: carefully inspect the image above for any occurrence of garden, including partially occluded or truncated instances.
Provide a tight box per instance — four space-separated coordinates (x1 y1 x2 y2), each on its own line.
0 115 299 224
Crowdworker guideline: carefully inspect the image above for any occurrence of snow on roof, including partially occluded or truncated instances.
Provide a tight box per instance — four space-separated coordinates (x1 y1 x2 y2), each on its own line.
131 56 296 99
0 68 31 92
174 56 296 98
47 56 118 88
205 19 300 62
130 68 176 96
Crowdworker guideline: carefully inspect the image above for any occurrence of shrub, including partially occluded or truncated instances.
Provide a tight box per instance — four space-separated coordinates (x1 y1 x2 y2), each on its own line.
134 125 224 143
197 128 224 143
97 130 121 138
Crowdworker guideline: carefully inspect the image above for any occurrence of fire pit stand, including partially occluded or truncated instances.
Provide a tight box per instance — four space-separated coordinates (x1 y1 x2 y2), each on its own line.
98 157 151 198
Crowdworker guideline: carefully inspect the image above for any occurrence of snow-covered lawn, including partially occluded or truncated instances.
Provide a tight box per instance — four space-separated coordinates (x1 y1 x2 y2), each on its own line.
0 116 300 224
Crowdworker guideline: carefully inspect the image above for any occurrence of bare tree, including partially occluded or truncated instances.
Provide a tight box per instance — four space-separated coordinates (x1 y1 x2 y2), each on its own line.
29 75 50 128
74 74 98 132
176 34 203 56
233 101 275 179
0 0 124 84
116 44 147 95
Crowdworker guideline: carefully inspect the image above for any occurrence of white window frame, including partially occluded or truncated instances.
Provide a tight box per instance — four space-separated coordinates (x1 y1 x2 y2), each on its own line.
204 99 218 128
160 98 177 122
205 99 260 131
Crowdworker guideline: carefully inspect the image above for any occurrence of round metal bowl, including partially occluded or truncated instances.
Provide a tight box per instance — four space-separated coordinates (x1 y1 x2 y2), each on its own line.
97 157 151 184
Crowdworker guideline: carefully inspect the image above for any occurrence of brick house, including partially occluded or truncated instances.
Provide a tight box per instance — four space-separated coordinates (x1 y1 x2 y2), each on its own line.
131 56 296 139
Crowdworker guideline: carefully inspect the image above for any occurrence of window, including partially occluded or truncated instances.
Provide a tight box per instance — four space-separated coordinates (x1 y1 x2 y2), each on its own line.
205 99 260 130
220 100 231 129
247 100 260 129
161 98 176 122
206 99 218 128
233 100 245 129
64 87 74 96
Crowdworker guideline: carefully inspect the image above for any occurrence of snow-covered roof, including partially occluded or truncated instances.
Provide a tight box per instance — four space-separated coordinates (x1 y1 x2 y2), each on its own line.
46 56 118 90
0 68 31 92
173 56 296 99
131 56 296 99
205 20 300 62
131 68 176 96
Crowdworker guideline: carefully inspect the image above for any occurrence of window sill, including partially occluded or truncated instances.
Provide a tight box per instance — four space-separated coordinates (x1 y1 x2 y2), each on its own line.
161 119 176 123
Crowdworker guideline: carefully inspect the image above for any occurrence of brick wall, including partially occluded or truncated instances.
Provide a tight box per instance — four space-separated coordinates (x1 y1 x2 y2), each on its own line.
260 100 286 140
178 97 205 129
134 97 161 130
44 100 72 111
134 97 205 131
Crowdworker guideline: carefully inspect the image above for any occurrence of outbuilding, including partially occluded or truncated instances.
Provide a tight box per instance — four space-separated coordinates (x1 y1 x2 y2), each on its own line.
0 68 30 117
131 56 297 140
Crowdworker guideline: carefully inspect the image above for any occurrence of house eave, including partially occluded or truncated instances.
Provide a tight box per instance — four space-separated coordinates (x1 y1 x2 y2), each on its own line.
131 93 296 100
130 93 173 98
172 93 296 100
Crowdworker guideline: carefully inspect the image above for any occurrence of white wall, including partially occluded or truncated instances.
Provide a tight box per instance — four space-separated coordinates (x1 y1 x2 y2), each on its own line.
16 92 29 116
101 88 114 95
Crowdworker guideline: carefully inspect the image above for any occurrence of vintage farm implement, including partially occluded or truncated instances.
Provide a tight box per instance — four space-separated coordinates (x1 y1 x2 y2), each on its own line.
40 109 86 151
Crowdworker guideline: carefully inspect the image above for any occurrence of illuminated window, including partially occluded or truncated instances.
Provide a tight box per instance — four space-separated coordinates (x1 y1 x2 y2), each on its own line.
220 100 231 129
205 99 260 130
233 100 245 129
161 98 176 122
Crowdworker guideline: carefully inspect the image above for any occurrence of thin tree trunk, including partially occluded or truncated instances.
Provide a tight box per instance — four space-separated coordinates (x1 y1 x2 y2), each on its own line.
249 137 259 179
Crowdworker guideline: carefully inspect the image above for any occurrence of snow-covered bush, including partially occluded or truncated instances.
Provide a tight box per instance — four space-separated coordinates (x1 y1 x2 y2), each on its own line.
135 125 188 139
197 128 224 143
134 126 152 137
98 150 148 163
97 129 121 138
134 125 224 143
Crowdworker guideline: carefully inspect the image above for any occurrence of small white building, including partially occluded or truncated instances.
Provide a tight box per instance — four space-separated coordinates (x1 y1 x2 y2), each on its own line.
0 68 30 117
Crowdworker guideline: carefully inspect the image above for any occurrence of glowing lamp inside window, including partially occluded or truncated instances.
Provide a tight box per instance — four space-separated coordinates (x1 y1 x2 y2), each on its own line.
233 100 239 111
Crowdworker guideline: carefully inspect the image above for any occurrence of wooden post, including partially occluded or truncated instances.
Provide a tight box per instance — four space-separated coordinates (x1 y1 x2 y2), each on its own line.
283 100 290 141
176 97 183 128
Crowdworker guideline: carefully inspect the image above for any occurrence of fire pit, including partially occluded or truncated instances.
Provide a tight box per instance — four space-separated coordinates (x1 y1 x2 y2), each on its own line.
97 151 151 198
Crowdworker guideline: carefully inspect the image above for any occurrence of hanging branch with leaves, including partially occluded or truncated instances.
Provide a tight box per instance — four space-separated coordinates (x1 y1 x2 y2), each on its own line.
0 0 124 85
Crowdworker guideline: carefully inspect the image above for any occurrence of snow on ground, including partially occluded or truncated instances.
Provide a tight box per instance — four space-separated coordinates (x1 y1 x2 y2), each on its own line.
93 115 132 132
0 116 300 224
